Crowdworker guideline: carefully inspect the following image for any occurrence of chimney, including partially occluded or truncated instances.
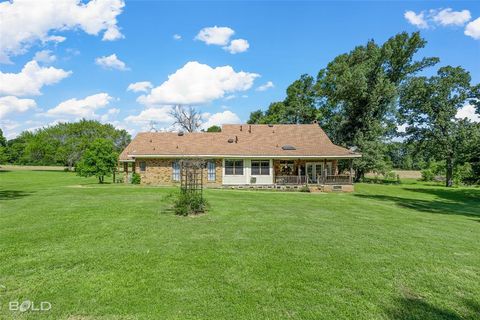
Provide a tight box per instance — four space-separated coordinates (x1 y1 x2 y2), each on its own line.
240 125 242 132
248 125 252 133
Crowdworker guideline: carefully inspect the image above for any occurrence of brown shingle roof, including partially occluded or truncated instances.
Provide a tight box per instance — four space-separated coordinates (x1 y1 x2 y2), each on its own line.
119 124 360 160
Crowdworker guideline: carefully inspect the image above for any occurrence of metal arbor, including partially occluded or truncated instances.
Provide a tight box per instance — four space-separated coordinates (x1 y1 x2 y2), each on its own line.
179 159 206 196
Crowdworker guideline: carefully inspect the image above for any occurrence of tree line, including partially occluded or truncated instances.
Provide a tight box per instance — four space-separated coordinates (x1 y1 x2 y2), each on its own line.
0 120 131 169
247 32 480 186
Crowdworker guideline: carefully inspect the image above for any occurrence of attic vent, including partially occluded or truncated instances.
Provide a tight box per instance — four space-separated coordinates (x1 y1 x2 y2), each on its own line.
178 131 184 136
282 145 296 150
228 138 234 143
268 124 274 127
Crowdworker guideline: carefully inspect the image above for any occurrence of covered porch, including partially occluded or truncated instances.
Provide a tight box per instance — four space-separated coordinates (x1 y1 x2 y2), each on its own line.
273 159 354 185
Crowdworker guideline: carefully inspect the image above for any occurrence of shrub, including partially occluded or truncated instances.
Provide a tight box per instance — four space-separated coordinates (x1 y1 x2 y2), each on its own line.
384 171 397 181
299 185 310 192
173 191 208 216
421 169 435 181
131 172 141 184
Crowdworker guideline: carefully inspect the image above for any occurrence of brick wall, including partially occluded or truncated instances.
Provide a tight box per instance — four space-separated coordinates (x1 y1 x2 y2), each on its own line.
135 158 223 187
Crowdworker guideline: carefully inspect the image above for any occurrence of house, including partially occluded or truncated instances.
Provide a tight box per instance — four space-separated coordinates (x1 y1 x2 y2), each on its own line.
118 123 361 191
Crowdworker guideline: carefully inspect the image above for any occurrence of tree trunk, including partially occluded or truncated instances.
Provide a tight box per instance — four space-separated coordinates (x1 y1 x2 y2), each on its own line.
99 176 104 184
355 169 364 182
446 156 454 187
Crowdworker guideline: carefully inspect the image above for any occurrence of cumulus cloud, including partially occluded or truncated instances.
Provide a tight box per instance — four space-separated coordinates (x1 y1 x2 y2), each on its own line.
404 10 428 28
33 50 57 64
256 81 274 92
405 8 473 31
127 81 153 93
432 8 471 26
465 17 480 40
124 106 174 125
223 39 249 54
138 61 259 106
173 34 182 40
0 96 37 119
95 54 129 70
201 110 241 130
0 60 71 96
456 103 480 122
46 93 113 118
0 0 125 63
195 26 235 45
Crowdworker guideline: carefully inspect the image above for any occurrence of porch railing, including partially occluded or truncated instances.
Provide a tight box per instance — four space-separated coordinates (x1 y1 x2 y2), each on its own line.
274 175 352 185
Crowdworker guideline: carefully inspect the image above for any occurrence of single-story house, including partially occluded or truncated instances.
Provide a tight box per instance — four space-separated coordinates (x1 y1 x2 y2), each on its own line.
119 123 361 191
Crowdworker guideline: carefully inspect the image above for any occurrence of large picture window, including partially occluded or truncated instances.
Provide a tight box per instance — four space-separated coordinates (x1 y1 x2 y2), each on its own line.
172 161 180 181
225 160 244 175
207 160 216 181
251 160 270 175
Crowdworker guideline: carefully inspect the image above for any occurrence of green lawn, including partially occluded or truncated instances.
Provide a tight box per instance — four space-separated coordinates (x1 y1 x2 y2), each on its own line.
0 170 479 320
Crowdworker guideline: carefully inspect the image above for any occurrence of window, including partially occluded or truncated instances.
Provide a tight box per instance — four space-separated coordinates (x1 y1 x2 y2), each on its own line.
172 161 180 181
251 160 270 175
225 160 244 175
207 160 216 181
139 161 146 172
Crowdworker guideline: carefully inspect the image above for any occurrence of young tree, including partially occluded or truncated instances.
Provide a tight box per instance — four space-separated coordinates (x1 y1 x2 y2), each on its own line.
170 105 202 132
76 139 118 184
400 66 478 187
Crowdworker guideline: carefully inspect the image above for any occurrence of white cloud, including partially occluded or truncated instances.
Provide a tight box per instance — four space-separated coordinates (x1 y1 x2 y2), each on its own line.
100 108 120 122
256 81 274 92
33 50 57 64
0 60 71 96
138 61 259 106
456 103 479 122
404 11 428 28
223 39 249 54
465 17 480 40
195 26 235 45
127 81 153 93
201 110 241 130
124 106 174 125
224 95 236 101
95 54 128 71
0 96 37 119
173 34 182 40
46 93 113 118
0 0 125 63
432 8 471 26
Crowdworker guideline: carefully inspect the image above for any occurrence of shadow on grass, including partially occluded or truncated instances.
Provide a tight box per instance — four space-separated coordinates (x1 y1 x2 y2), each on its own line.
355 187 480 218
386 297 480 320
0 190 34 201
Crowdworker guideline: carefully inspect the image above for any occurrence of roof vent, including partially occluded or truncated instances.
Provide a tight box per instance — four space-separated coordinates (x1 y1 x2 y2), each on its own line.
228 138 234 143
268 124 274 127
178 131 184 136
282 145 296 150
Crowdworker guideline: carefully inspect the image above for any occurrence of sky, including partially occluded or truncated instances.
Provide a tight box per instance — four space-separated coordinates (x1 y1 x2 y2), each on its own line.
0 0 479 140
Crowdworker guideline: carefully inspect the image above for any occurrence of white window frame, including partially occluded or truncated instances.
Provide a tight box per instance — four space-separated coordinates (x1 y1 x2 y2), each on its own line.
207 160 216 181
172 161 180 181
251 160 270 175
224 159 244 176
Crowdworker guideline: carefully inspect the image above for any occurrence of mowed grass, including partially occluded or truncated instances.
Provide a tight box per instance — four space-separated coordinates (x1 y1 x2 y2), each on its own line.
0 170 479 320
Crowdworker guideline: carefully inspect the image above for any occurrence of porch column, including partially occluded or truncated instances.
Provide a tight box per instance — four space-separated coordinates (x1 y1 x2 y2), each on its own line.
297 160 301 184
349 159 353 184
124 162 128 184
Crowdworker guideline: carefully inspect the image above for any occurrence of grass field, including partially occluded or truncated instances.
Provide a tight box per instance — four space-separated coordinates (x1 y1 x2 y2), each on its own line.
0 170 479 319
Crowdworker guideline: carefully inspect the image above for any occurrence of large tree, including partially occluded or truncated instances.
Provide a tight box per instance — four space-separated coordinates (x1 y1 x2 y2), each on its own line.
400 66 479 187
76 138 118 184
248 74 317 124
315 32 439 179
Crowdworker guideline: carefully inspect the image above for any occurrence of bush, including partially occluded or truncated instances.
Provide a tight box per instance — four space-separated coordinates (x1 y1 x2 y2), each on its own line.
131 172 141 184
173 191 208 216
421 169 435 181
299 185 310 192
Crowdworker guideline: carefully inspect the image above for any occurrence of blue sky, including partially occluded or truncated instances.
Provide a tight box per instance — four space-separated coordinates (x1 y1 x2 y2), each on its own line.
0 0 479 139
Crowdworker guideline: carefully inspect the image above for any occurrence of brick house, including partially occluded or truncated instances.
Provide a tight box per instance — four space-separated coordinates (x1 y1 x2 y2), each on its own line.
119 123 361 191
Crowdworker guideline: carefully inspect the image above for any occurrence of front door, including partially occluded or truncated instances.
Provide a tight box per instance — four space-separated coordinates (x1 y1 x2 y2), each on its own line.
306 162 323 183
